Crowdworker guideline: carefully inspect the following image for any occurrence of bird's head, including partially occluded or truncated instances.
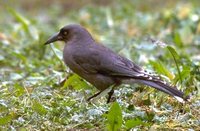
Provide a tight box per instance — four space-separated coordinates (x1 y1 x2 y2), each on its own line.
44 24 91 45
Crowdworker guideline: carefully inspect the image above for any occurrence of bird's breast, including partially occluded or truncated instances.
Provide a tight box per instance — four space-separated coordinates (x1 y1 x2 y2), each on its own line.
63 44 80 72
63 44 116 91
63 44 91 81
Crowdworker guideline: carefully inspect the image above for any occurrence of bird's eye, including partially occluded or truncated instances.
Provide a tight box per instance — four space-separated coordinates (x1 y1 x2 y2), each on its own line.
63 31 68 35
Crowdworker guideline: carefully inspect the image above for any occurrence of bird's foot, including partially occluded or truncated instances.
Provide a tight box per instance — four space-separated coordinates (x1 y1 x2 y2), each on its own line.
107 88 114 103
87 91 102 102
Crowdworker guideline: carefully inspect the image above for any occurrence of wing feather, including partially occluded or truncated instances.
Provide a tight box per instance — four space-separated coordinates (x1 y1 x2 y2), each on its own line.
73 43 144 77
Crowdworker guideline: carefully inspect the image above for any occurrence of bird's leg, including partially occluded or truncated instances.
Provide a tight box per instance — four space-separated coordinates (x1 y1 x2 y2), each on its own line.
87 87 112 102
107 82 121 103
87 91 102 102
87 82 120 103
107 86 115 103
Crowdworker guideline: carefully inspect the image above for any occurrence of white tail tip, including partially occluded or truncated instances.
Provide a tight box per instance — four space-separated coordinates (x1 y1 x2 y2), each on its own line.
174 96 185 103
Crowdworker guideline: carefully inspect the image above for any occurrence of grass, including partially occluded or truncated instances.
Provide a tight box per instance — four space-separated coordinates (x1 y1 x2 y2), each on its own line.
0 1 200 130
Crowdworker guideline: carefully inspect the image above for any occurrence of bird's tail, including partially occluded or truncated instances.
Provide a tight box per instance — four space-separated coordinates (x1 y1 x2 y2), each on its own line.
135 79 189 103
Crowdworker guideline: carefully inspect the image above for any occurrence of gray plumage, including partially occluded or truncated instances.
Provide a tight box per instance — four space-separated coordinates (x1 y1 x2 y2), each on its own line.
45 24 189 103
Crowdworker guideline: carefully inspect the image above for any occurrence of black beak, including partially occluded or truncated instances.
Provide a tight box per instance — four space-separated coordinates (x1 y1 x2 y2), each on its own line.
44 32 61 45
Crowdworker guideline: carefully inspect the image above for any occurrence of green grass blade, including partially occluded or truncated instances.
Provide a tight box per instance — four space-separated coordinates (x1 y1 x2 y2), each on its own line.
167 46 182 85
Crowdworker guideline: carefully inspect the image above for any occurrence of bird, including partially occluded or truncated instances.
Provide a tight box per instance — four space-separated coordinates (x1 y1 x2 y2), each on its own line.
44 24 189 103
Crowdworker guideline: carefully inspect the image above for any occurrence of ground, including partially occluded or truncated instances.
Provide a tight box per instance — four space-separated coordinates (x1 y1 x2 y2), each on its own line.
0 0 199 130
